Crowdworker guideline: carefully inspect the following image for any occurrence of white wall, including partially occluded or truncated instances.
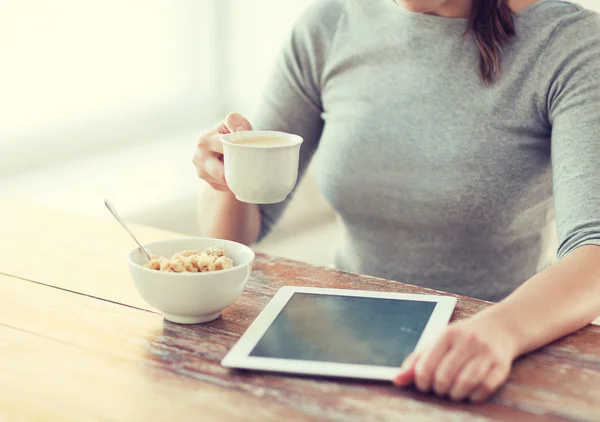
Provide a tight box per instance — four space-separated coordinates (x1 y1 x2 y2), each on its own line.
576 0 600 11
223 0 315 116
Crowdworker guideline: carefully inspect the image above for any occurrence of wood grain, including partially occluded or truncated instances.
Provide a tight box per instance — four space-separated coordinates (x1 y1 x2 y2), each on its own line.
0 198 182 310
0 326 316 422
3 274 599 421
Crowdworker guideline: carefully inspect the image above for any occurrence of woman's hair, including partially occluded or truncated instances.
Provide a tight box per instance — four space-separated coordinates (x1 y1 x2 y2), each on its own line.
467 0 516 85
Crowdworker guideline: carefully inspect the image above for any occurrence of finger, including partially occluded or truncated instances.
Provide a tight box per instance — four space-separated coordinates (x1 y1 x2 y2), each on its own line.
194 153 227 186
198 131 224 154
199 172 230 192
206 181 231 192
192 148 224 180
469 364 510 403
448 357 493 401
414 332 453 393
393 351 421 386
223 112 253 134
203 155 227 185
198 171 229 189
432 337 477 396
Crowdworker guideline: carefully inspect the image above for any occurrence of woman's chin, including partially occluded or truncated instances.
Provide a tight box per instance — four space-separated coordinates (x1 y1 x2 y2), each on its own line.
397 0 439 14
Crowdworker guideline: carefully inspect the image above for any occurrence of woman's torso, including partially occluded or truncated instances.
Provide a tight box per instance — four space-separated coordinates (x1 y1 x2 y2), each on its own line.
312 0 571 301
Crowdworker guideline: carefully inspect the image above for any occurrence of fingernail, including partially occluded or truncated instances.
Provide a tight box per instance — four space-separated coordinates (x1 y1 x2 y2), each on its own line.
470 395 483 403
234 126 246 132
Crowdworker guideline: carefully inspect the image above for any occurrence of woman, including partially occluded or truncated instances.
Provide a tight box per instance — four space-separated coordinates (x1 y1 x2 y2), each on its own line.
193 0 600 402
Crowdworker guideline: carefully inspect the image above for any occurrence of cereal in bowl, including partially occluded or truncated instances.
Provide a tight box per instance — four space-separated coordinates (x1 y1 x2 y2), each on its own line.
144 246 233 273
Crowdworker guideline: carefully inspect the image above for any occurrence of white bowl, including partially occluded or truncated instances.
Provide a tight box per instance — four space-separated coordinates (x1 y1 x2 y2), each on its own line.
128 237 255 324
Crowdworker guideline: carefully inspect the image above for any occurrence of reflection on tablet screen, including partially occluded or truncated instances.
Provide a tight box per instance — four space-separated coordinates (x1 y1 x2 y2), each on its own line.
249 293 436 367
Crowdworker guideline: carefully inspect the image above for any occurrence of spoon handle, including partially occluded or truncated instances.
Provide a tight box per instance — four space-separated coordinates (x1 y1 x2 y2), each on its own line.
104 199 153 261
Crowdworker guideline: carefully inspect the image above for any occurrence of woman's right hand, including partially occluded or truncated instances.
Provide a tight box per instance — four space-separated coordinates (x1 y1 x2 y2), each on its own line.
193 112 253 192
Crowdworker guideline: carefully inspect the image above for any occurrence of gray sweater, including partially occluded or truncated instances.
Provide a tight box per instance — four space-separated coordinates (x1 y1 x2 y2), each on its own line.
253 0 600 301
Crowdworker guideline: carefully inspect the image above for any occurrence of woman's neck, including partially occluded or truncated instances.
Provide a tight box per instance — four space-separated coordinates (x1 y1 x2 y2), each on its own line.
394 0 472 17
395 0 541 18
432 0 472 18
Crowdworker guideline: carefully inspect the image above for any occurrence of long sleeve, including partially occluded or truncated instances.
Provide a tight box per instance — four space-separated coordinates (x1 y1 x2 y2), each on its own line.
541 8 600 258
251 0 344 242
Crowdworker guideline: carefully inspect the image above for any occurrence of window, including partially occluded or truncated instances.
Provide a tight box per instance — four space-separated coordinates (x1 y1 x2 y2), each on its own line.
0 0 218 176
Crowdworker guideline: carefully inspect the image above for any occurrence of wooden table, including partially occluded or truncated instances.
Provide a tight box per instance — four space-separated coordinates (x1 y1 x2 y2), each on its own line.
1 198 599 422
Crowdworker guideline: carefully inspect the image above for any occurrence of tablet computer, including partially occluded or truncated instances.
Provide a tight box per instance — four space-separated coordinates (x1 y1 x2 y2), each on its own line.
222 286 457 381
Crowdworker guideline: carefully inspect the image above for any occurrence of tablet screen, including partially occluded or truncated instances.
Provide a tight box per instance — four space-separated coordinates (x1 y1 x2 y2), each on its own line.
249 293 437 367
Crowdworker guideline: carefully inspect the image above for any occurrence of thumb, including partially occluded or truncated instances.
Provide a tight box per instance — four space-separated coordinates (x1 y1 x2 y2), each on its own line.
392 352 419 387
393 366 416 387
224 112 253 133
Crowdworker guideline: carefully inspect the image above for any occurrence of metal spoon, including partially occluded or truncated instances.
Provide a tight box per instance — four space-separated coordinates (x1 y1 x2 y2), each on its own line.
104 199 153 261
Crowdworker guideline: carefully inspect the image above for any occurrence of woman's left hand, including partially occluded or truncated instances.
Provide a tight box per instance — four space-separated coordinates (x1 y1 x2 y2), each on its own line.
393 312 519 402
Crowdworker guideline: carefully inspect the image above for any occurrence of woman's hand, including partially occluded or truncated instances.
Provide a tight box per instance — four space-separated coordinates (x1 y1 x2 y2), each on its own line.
393 312 519 403
193 112 253 192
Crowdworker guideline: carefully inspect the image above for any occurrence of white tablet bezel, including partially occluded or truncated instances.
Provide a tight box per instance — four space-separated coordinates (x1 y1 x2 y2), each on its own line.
221 286 457 381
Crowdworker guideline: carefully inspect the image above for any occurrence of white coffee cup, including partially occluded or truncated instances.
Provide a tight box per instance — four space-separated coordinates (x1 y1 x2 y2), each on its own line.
220 130 304 204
